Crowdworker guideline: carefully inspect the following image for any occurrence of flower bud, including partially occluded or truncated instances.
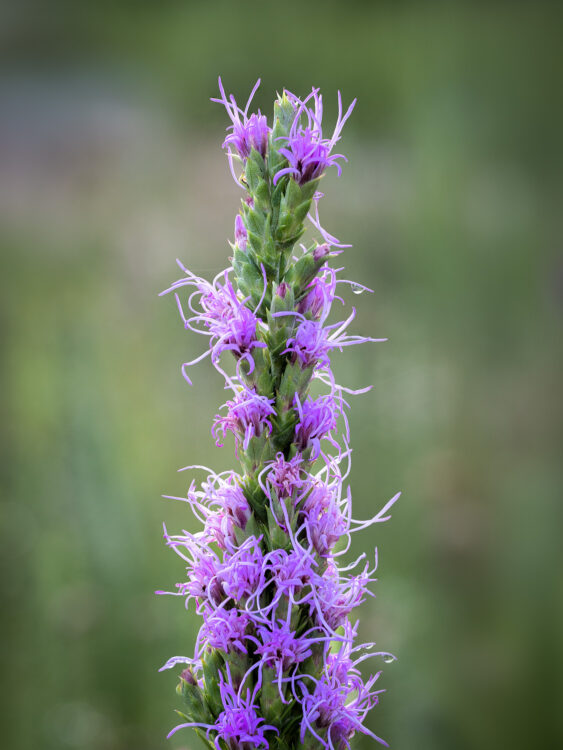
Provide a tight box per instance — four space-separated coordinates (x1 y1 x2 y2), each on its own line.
234 214 247 251
180 667 197 686
313 243 330 262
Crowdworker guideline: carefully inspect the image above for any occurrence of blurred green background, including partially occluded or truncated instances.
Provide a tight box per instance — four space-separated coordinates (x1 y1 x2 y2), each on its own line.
1 2 562 748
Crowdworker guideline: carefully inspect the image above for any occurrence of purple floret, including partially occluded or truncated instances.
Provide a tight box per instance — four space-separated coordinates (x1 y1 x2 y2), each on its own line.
213 387 276 453
204 481 251 549
294 394 339 458
212 78 271 184
253 619 314 672
213 670 278 750
160 266 267 384
314 559 376 632
301 481 346 557
169 666 278 749
274 88 356 185
299 665 387 750
262 452 306 500
285 319 332 369
220 536 264 603
298 266 339 319
198 608 251 655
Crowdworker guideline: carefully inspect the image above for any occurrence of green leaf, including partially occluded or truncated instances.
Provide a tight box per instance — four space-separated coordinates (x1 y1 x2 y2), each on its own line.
286 245 331 291
284 177 301 209
293 198 312 224
299 177 321 202
245 208 266 236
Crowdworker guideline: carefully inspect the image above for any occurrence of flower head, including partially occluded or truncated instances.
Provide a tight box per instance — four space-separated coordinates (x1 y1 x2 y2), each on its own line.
299 667 386 750
199 608 251 655
314 560 374 631
160 267 266 383
213 670 277 750
268 547 317 597
212 78 270 184
298 267 339 319
254 619 314 672
302 481 347 557
274 88 356 185
220 536 265 603
285 319 332 369
294 394 339 458
160 532 225 610
263 453 306 500
169 666 278 749
213 388 276 452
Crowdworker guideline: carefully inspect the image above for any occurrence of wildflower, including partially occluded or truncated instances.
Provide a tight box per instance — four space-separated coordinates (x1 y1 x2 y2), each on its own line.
160 81 399 748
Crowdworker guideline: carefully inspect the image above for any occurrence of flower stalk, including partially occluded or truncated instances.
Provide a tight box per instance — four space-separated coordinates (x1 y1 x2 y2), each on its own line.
158 78 400 750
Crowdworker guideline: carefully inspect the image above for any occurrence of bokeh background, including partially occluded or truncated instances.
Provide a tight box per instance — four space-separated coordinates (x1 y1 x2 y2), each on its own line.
1 2 562 749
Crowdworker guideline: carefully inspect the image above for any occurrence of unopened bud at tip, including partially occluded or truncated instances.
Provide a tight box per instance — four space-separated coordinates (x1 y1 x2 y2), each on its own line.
180 667 197 685
313 243 330 262
277 282 290 299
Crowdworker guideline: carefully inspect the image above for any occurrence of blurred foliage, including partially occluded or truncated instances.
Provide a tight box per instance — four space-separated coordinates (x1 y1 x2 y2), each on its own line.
1 1 562 749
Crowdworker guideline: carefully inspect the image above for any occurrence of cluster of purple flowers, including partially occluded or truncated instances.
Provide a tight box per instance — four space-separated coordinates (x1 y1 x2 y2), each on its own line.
159 79 399 750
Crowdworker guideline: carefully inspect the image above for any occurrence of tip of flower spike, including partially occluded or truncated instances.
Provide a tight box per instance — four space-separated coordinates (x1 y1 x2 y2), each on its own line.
160 81 398 749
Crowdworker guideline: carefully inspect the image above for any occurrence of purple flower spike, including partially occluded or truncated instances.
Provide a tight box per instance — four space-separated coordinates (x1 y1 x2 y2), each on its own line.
161 81 400 749
213 669 278 750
